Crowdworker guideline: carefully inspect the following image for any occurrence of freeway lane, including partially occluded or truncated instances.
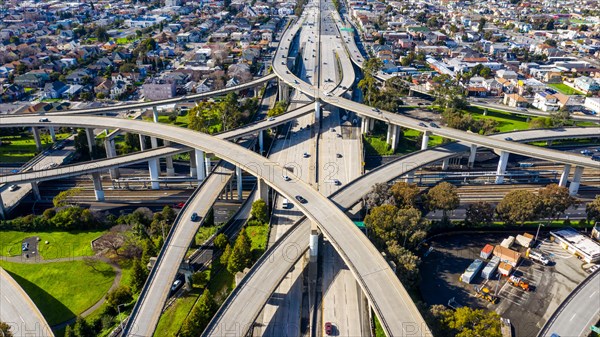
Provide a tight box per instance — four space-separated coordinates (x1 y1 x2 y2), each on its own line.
0 115 431 337
538 270 600 337
0 268 54 337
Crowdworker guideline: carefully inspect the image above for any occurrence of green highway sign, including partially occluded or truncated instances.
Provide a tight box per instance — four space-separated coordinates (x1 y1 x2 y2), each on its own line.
340 27 354 32
591 325 600 333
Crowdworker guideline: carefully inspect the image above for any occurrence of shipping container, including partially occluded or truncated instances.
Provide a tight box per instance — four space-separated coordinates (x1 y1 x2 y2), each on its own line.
461 259 484 284
494 245 521 267
498 261 513 276
501 236 515 248
515 234 533 248
482 256 500 279
481 244 494 260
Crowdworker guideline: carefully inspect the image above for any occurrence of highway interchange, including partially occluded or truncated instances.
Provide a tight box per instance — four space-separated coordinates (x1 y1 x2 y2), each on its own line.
1 0 599 335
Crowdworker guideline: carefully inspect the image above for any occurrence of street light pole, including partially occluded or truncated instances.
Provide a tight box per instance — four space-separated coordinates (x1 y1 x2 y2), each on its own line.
535 222 545 243
117 303 126 332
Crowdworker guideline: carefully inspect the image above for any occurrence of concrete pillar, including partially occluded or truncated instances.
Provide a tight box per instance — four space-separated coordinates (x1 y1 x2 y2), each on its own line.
309 229 319 263
495 151 510 184
278 80 289 102
189 150 197 178
559 164 571 187
569 166 584 195
92 172 104 201
405 171 415 184
468 144 477 168
150 137 158 149
32 127 42 151
0 194 6 220
148 158 160 190
421 131 430 150
30 182 41 201
386 124 393 144
258 130 264 154
194 149 206 180
236 166 243 201
204 155 211 175
139 134 147 151
152 106 159 123
390 125 400 151
104 139 120 179
49 127 56 142
546 140 553 146
441 158 449 171
258 178 268 202
368 117 375 131
361 117 368 134
164 140 174 176
315 100 321 120
85 128 95 156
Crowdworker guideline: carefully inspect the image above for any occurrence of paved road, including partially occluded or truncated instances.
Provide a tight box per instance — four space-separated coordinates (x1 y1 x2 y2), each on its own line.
0 268 54 337
538 270 600 337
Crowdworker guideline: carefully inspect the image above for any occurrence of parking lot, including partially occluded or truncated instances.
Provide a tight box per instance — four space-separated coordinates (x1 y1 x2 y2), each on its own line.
419 232 589 337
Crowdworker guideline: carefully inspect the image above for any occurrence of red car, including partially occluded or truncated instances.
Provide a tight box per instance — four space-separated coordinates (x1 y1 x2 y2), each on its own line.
325 322 333 335
174 202 185 208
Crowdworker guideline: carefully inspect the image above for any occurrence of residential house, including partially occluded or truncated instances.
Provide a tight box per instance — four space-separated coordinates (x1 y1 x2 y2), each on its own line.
503 93 528 108
532 91 560 112
1 84 25 102
483 79 503 96
14 72 49 87
42 81 68 99
62 84 83 99
584 97 600 114
574 76 600 93
65 69 92 85
496 69 518 80
95 80 112 97
518 78 546 96
142 81 176 100
111 81 128 99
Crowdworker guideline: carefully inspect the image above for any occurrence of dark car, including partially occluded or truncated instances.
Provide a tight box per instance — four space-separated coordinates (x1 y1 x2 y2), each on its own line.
325 322 333 335
295 195 307 204
504 137 514 141
191 212 200 221
39 118 50 122
429 122 439 128
336 153 342 158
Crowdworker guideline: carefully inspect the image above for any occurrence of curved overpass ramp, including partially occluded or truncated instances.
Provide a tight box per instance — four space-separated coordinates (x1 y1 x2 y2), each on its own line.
0 268 54 337
204 126 600 337
0 115 431 337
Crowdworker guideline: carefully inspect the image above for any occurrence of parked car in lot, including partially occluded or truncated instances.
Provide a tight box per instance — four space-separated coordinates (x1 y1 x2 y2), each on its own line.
22 243 29 251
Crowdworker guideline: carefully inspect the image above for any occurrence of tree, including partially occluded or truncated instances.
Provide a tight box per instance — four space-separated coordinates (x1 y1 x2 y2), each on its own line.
130 258 148 292
496 190 542 225
180 289 216 337
0 321 13 337
442 307 502 337
549 109 571 127
220 243 232 266
214 233 229 250
106 286 133 313
426 182 460 218
387 242 421 289
53 187 83 207
161 205 176 223
364 183 394 210
365 204 400 246
465 202 495 226
250 199 268 223
94 26 109 42
227 229 252 274
538 184 578 220
390 181 421 209
395 207 429 248
586 195 600 224
192 270 209 289
72 316 95 337
119 63 136 73
478 18 487 33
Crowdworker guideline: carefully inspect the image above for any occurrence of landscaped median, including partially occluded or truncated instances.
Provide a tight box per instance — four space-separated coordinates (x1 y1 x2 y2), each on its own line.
0 230 106 259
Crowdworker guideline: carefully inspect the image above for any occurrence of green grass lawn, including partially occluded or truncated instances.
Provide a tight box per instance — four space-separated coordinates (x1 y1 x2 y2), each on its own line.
0 260 115 326
153 288 202 337
548 83 585 95
0 230 106 259
0 132 71 163
374 314 385 337
466 107 530 132
143 113 190 128
194 225 222 246
246 222 269 260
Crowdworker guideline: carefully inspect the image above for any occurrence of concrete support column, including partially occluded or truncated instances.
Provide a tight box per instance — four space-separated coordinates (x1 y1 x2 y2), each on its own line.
258 178 268 202
103 139 120 179
194 149 206 180
405 171 415 184
85 128 95 156
278 80 289 102
49 127 56 142
368 117 375 131
441 158 450 171
150 137 158 149
361 117 368 134
386 124 393 144
204 155 211 175
189 150 197 178
32 127 42 151
164 140 174 176
546 140 553 146
495 151 510 184
391 125 400 151
421 131 430 150
139 134 147 151
258 130 264 154
559 164 571 187
468 144 477 168
315 100 321 120
92 172 104 201
148 158 160 190
30 182 41 201
236 166 243 201
569 166 584 196
152 106 159 123
0 194 6 220
309 229 320 263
